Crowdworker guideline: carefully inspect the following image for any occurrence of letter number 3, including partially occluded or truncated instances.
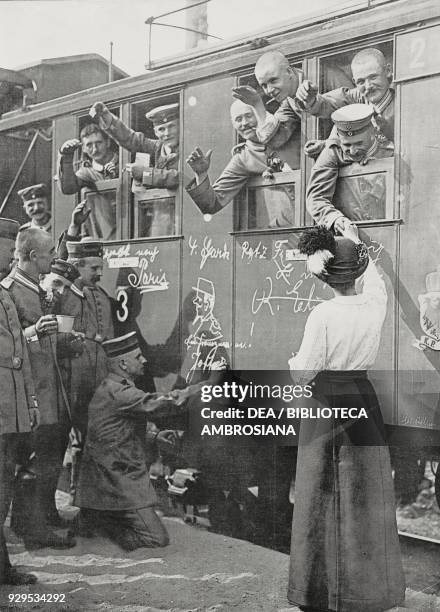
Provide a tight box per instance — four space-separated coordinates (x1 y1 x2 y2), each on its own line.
116 288 129 322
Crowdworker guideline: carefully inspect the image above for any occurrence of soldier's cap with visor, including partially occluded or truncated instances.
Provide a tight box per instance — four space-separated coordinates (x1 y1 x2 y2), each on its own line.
66 238 104 259
103 331 139 358
298 226 369 285
17 183 49 203
50 258 80 284
0 217 20 240
331 103 375 137
146 103 179 126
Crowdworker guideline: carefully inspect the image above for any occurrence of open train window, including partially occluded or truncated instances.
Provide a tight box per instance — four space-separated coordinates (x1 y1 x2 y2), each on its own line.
77 107 120 175
82 179 118 241
129 94 180 238
237 170 300 230
318 42 394 142
334 157 394 222
234 62 303 231
236 61 303 172
0 123 52 225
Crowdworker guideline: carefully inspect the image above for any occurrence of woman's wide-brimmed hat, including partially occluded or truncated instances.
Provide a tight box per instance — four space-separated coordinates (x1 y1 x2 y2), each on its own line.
298 226 369 285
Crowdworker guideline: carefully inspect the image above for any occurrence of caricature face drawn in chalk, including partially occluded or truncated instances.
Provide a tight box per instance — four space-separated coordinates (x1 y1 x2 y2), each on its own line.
191 277 223 341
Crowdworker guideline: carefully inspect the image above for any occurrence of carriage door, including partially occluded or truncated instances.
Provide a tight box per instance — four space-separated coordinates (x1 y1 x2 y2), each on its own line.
395 24 440 433
181 76 235 382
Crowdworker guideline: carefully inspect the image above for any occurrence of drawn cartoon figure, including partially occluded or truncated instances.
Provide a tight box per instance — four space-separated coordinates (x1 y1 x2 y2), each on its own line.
192 277 223 341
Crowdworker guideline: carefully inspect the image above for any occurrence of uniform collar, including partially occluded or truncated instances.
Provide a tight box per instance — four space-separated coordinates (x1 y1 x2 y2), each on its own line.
91 152 118 173
373 88 394 115
108 371 134 386
30 217 51 232
244 139 266 153
15 267 41 295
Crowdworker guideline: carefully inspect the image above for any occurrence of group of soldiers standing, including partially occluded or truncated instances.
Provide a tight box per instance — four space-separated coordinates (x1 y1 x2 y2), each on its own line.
0 43 396 587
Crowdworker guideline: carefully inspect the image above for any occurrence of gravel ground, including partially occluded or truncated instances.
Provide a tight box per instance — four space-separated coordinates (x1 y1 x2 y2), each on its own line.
1 514 439 612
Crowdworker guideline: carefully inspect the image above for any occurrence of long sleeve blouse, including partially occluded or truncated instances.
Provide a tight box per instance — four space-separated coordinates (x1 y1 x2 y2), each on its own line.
289 258 387 382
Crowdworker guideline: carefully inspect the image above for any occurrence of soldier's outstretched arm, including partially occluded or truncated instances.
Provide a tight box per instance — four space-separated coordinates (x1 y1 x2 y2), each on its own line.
186 150 250 215
91 101 157 155
306 146 346 229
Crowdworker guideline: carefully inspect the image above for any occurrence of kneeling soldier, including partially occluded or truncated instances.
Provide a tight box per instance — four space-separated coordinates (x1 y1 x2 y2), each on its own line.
75 332 199 550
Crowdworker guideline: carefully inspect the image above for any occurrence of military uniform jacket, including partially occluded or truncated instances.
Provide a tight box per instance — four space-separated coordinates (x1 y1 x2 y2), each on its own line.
0 286 36 434
186 140 272 215
99 114 179 189
258 87 395 148
1 268 62 425
306 139 394 229
57 283 111 431
20 217 52 233
76 373 184 511
57 152 119 195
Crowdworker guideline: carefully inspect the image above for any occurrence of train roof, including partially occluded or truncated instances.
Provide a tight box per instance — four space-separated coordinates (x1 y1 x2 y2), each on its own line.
0 0 438 132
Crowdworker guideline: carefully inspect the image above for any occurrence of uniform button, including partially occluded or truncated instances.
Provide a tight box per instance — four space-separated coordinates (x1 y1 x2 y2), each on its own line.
12 357 22 369
94 334 103 343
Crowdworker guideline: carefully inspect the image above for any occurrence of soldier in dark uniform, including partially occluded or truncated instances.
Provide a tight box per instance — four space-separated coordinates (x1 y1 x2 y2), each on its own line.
90 101 179 190
0 218 40 585
18 183 52 233
75 332 198 550
1 227 75 548
306 104 394 233
65 239 114 435
186 99 294 227
58 123 118 195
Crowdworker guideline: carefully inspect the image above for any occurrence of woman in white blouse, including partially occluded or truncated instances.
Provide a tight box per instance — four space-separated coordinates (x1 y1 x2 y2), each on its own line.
287 224 405 612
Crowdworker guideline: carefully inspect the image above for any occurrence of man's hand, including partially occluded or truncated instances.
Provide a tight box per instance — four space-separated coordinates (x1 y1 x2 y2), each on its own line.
156 429 180 453
71 201 91 228
232 85 263 108
89 101 108 118
295 80 318 108
60 139 81 156
340 222 360 243
186 147 212 179
29 407 40 431
125 163 145 182
304 139 325 159
333 216 352 236
35 314 58 336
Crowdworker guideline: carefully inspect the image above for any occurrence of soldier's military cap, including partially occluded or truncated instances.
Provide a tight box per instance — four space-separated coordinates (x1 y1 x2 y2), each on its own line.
66 239 103 259
50 258 80 284
145 103 179 126
17 183 49 202
103 331 139 358
0 217 19 240
331 104 374 137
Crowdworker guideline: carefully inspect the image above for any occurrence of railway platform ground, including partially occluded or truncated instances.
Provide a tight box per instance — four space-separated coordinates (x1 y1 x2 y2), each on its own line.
1 512 440 612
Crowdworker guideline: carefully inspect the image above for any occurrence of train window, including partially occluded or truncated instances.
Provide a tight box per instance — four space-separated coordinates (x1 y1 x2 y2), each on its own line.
129 95 180 238
318 42 394 142
133 189 175 238
83 179 118 241
0 123 53 225
77 108 120 177
334 157 394 221
237 171 299 230
237 63 303 172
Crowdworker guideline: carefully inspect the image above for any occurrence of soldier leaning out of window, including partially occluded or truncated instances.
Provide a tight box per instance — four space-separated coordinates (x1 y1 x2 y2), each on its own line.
89 101 180 190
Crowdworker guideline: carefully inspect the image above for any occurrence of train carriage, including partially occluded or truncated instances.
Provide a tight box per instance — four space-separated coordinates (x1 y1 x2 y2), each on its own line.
1 0 440 544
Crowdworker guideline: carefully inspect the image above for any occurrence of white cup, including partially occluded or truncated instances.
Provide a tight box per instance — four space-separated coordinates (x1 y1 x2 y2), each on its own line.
56 315 75 333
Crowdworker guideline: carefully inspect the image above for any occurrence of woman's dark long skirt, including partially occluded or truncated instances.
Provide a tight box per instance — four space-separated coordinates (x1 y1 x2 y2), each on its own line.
287 371 405 612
